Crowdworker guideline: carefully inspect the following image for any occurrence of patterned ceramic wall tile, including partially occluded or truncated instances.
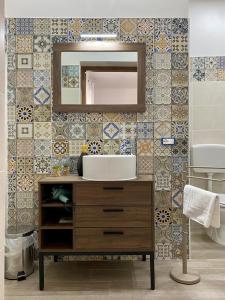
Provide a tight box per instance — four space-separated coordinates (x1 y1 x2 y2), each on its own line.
34 157 51 174
68 123 86 139
86 123 103 140
17 208 34 226
52 122 69 139
51 19 68 36
87 140 103 155
34 122 52 139
68 18 81 41
17 123 33 139
8 53 16 70
137 139 154 156
190 56 225 81
69 140 85 156
137 156 153 174
103 122 121 139
34 140 52 156
17 174 33 192
16 18 34 35
16 87 33 105
154 105 171 121
137 122 154 139
16 35 33 53
154 33 172 53
80 18 103 34
17 192 34 209
52 140 69 157
16 70 33 87
33 35 51 52
33 53 51 69
119 139 136 155
172 35 188 53
103 140 120 155
17 139 34 157
153 53 171 70
120 18 137 41
137 18 154 36
6 18 189 260
103 18 120 35
17 54 32 69
34 19 51 35
153 87 171 104
34 105 51 122
33 87 51 105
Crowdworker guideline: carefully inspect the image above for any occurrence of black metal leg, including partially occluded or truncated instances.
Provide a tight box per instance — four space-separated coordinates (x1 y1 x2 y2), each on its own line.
39 253 44 291
142 255 146 261
54 255 58 262
150 252 155 290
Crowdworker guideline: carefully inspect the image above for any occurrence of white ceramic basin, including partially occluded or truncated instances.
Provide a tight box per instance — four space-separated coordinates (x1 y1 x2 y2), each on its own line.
82 155 136 181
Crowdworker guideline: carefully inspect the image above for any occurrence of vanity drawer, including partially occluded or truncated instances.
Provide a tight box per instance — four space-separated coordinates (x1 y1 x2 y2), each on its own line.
75 182 151 206
75 228 153 251
75 206 151 228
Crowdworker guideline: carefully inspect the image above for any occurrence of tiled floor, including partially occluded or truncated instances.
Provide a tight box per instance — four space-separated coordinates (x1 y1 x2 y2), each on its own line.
191 221 225 259
5 258 225 300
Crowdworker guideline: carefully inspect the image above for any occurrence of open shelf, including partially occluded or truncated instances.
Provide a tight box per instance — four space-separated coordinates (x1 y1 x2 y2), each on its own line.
40 183 73 205
41 207 73 227
41 229 73 250
42 202 73 208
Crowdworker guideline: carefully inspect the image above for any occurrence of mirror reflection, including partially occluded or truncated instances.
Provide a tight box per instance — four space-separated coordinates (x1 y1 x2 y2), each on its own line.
61 52 138 105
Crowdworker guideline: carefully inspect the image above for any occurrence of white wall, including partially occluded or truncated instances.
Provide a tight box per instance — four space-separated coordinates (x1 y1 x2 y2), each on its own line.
189 81 225 145
5 0 188 17
189 0 225 57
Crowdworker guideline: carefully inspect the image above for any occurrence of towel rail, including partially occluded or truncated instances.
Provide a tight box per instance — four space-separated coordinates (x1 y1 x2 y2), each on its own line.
170 165 225 285
185 175 225 182
187 166 225 170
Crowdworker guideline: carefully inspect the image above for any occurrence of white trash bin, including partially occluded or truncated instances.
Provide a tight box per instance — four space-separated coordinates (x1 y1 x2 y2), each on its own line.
5 227 35 280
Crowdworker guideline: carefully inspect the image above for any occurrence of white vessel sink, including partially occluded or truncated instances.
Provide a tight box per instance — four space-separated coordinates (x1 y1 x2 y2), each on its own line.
82 155 136 181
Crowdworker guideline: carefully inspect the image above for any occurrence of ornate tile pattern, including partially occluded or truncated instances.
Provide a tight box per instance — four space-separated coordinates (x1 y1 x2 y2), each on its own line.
86 123 103 140
17 123 33 139
16 19 33 35
16 35 33 53
33 53 51 70
33 87 51 105
190 56 225 81
87 139 103 155
33 35 51 52
69 140 85 156
17 54 32 69
103 140 120 155
34 122 52 139
7 18 189 260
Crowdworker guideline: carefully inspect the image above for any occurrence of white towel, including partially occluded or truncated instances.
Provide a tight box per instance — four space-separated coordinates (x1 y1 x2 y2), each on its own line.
183 185 220 228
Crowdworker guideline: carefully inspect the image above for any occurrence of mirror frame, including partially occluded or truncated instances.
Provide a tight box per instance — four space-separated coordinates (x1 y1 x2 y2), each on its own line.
53 42 146 112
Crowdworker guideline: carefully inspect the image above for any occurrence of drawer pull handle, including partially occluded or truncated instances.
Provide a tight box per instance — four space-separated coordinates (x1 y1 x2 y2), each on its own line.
103 231 124 235
103 187 124 190
103 208 124 213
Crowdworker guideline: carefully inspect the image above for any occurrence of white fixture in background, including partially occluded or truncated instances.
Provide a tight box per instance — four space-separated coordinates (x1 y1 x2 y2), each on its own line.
83 155 136 181
191 144 225 245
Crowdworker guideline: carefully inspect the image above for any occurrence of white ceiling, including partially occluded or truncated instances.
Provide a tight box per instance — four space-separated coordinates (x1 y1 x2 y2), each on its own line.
5 0 188 17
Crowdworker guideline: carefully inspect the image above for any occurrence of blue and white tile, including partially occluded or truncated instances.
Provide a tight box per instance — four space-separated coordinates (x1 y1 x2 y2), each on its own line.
103 122 121 140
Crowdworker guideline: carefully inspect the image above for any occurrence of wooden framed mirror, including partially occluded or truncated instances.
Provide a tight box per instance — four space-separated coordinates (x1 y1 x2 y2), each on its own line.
53 42 146 112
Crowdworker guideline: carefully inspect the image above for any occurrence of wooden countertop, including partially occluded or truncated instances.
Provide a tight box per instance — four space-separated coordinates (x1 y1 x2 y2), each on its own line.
39 175 154 183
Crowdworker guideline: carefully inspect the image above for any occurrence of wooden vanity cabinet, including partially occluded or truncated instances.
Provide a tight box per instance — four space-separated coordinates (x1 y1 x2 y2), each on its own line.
38 176 155 290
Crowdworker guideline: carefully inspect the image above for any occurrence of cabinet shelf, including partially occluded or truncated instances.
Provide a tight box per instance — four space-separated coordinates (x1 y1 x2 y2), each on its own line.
42 202 73 207
40 225 73 229
40 229 73 250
